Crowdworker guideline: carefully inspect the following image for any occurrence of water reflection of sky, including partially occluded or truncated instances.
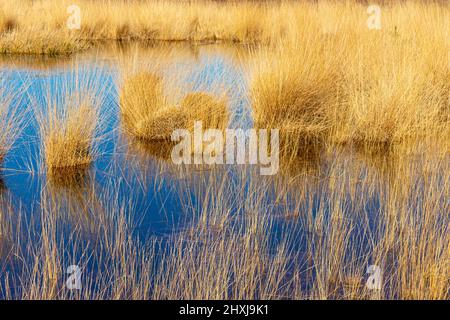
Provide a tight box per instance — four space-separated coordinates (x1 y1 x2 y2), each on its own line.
0 46 418 243
0 48 253 240
0 45 445 299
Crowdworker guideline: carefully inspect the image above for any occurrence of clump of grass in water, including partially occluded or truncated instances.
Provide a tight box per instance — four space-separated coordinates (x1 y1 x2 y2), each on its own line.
120 72 186 140
119 72 229 141
250 41 342 147
181 92 228 131
33 65 110 173
44 100 96 169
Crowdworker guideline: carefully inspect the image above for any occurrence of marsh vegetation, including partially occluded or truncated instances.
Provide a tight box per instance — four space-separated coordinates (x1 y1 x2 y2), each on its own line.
0 1 448 300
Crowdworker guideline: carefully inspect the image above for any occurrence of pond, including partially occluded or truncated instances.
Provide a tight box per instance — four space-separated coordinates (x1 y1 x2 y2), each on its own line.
0 42 447 299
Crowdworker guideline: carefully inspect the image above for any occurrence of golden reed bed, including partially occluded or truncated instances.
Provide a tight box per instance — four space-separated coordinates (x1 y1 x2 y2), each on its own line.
1 0 446 145
0 0 448 300
0 1 447 52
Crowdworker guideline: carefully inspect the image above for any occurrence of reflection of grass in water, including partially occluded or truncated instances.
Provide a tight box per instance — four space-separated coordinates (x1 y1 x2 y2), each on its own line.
45 166 99 231
277 133 325 178
0 146 448 299
128 138 175 162
47 166 91 191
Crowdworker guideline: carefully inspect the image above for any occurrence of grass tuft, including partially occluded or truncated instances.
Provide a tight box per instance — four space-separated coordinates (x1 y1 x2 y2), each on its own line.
43 101 97 169
33 65 110 172
181 92 229 131
120 72 186 140
120 72 229 141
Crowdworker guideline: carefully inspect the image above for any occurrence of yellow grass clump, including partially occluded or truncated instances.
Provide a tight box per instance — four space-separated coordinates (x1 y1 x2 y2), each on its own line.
120 71 229 141
181 92 229 131
336 23 450 145
120 72 187 140
250 1 449 149
34 66 109 172
43 101 97 169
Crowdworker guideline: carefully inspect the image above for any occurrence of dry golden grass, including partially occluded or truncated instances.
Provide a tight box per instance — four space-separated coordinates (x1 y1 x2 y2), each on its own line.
0 0 289 54
250 40 342 135
33 66 109 172
0 0 448 301
119 72 187 140
250 0 449 148
181 92 229 131
0 0 448 56
0 146 447 299
0 30 88 56
120 70 229 141
43 102 97 169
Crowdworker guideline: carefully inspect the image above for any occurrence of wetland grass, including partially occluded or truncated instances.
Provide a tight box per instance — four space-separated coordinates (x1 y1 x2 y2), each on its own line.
0 0 288 54
119 70 229 141
0 148 447 299
0 0 448 301
33 65 111 172
0 84 26 163
250 1 449 150
119 72 187 140
43 102 97 169
181 92 229 132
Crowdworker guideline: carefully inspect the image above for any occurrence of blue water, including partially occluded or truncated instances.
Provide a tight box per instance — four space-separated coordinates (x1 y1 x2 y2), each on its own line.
0 44 441 299
0 45 258 239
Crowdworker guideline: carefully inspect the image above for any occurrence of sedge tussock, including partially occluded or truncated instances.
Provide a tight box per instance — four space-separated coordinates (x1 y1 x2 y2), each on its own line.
249 2 449 149
33 65 111 172
119 71 186 140
181 92 229 131
250 37 343 130
120 70 229 141
44 102 97 169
